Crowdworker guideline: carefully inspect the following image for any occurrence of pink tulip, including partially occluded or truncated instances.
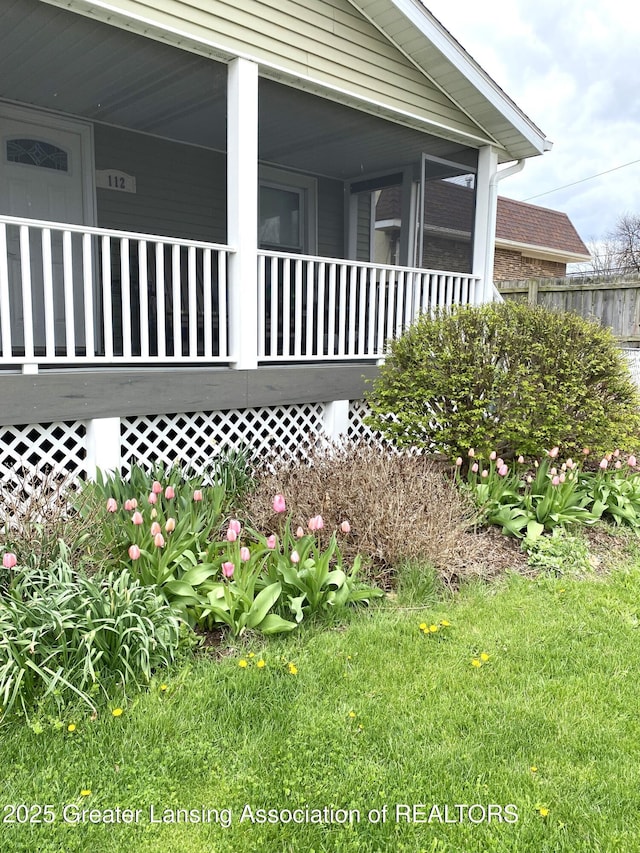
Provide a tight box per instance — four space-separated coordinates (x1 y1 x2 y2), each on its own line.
2 552 17 569
290 550 300 564
132 511 143 526
599 458 609 470
106 498 118 513
296 526 305 539
240 547 251 562
489 451 497 461
267 535 276 549
272 494 287 513
193 489 203 502
128 544 141 561
165 517 176 533
124 499 137 511
151 521 161 536
229 519 242 535
498 464 508 477
559 472 566 483
468 448 475 457
551 475 560 486
152 481 163 494
615 460 622 469
496 458 504 468
628 455 637 467
455 457 463 467
481 469 488 478
308 515 324 532
340 520 351 534
614 449 620 458
150 508 157 519
148 492 157 505
517 455 525 465
566 458 574 469
222 561 235 578
471 462 479 474
226 528 238 542
548 446 559 458
154 532 165 548
550 467 557 477
164 485 175 500
582 447 590 455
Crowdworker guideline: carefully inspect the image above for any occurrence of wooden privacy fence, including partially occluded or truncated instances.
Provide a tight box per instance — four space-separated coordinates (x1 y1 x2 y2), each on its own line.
497 271 640 346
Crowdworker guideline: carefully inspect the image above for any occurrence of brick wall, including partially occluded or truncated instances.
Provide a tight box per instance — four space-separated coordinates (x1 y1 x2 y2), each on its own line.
493 248 565 281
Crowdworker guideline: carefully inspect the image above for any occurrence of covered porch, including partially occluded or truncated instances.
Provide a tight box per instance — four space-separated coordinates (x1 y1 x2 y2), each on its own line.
0 0 495 372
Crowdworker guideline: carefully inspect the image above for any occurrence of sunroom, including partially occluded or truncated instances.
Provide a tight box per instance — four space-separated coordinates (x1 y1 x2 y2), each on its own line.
0 0 550 374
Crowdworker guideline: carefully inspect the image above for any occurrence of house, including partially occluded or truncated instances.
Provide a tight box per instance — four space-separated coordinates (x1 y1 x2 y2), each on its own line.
0 0 551 481
494 197 591 280
375 186 590 280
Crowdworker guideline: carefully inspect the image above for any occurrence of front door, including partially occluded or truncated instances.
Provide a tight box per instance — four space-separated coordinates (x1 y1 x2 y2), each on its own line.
0 103 94 353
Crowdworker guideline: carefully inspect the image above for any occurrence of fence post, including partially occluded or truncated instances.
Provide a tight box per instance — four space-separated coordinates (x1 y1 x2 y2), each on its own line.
528 279 539 305
85 417 121 480
323 400 350 443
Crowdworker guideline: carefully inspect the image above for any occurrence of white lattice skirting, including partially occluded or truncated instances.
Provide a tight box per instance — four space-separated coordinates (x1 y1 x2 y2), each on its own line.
0 400 382 484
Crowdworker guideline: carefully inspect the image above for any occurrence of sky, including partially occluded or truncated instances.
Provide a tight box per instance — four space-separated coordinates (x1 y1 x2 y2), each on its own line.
423 0 640 248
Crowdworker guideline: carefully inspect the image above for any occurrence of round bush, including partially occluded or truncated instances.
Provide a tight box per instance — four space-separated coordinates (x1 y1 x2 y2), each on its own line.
365 301 640 460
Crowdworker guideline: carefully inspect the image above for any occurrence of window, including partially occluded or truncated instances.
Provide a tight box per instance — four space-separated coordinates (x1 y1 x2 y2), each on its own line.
259 167 317 254
6 138 69 171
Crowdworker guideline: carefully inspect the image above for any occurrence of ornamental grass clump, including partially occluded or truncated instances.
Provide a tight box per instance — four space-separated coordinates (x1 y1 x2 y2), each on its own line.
365 301 640 461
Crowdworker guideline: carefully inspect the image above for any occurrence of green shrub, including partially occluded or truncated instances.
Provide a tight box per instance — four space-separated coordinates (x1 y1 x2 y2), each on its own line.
365 301 640 460
0 555 182 719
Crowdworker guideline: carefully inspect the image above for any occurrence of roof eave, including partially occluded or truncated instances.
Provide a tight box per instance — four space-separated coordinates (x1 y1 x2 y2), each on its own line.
495 238 591 264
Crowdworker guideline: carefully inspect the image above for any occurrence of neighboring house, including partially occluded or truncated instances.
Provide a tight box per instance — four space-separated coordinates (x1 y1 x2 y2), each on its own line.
0 0 551 479
494 198 591 280
375 186 590 280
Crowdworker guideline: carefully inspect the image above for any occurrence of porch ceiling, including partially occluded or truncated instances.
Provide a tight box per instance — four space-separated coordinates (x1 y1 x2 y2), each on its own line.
0 0 478 179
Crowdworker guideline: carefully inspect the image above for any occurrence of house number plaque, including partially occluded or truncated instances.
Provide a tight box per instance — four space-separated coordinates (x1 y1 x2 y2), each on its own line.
96 170 137 193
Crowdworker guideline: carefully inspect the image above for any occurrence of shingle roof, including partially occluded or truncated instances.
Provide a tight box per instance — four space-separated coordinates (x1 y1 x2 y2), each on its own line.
496 197 590 257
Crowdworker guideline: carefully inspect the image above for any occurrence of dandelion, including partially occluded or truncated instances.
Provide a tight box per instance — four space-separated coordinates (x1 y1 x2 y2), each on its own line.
153 532 165 548
229 519 242 535
112 708 123 717
288 662 298 675
2 552 17 569
348 711 356 718
238 659 248 668
440 619 451 627
429 625 438 633
480 652 490 662
530 766 538 773
256 660 266 668
128 544 141 561
471 658 482 668
272 494 286 513
132 511 143 526
67 723 76 732
106 497 118 513
240 547 251 562
164 485 175 500
152 480 163 494
80 790 92 797
222 561 235 579
267 534 277 549
419 622 427 631
193 489 203 502
165 517 176 533
160 684 168 692
248 652 255 658
537 807 550 818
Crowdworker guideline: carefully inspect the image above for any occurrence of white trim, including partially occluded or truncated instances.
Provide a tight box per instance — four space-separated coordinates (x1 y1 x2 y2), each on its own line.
259 166 317 255
0 100 96 227
495 238 591 264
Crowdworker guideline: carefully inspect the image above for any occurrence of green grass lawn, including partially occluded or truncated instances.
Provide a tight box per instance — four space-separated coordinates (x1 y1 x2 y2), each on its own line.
2 562 640 853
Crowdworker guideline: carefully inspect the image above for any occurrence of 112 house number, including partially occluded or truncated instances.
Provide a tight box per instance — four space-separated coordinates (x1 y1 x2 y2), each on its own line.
96 170 136 193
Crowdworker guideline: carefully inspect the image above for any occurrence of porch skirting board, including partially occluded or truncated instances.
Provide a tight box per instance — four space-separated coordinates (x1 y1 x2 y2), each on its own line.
0 398 385 490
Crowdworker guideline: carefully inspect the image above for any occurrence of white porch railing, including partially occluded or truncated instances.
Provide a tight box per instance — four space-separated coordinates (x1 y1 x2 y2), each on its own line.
257 250 481 361
0 215 232 365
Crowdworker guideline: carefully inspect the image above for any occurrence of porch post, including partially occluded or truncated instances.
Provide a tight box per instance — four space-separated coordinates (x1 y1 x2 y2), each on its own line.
85 417 121 480
473 145 499 304
227 57 259 370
